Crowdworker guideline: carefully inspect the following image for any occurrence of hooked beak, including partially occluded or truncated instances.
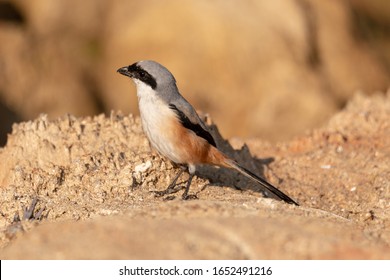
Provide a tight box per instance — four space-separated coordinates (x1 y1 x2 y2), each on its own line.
117 66 133 78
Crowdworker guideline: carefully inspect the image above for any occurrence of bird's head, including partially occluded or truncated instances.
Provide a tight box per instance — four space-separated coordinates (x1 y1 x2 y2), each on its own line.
117 60 176 91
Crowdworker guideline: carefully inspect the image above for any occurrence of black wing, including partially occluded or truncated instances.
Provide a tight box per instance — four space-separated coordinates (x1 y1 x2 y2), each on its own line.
169 104 216 147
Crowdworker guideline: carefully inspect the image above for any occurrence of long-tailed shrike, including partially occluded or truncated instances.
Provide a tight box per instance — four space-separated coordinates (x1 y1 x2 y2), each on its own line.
117 60 298 205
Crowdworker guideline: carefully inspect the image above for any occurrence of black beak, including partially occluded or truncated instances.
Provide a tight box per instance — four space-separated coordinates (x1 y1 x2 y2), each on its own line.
117 66 132 78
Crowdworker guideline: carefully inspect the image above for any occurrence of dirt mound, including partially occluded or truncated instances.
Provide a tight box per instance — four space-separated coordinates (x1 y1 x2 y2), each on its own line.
0 92 389 259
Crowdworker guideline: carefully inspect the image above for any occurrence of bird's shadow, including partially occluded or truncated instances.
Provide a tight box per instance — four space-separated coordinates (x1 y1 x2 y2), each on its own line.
196 119 283 200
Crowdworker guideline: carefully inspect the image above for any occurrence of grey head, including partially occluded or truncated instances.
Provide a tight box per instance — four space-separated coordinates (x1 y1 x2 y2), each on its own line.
117 60 217 147
117 60 177 92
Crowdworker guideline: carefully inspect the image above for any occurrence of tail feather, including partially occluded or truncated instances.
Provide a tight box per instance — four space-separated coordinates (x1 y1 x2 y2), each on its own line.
226 159 299 206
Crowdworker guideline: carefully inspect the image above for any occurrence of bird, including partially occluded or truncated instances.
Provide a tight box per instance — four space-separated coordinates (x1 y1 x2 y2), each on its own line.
117 60 299 205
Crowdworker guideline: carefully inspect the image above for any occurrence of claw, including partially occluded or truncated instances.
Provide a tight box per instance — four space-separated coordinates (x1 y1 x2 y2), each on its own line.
23 198 38 220
182 194 198 200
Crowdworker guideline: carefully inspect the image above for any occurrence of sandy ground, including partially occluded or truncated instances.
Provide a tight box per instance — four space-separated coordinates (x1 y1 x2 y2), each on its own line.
0 92 389 259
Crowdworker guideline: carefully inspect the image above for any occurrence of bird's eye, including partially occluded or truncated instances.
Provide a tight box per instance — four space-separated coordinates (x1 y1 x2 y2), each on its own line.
139 71 146 77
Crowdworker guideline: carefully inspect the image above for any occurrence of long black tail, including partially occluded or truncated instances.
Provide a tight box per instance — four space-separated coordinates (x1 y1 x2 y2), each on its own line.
226 160 299 206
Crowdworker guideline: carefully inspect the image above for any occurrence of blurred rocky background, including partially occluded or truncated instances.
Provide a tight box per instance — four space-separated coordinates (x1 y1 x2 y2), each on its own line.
1 0 390 146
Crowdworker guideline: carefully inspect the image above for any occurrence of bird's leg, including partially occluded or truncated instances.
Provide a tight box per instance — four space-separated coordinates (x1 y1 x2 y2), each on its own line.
181 173 197 200
153 167 186 197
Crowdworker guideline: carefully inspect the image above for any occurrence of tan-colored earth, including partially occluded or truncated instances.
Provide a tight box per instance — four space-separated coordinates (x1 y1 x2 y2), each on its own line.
0 92 389 259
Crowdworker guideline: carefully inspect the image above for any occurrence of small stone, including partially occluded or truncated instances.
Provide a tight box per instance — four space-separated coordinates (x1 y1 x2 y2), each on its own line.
134 161 152 173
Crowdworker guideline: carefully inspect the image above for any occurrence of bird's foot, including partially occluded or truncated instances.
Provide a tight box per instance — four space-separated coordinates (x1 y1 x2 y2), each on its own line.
5 198 46 240
22 197 45 221
152 167 198 200
181 193 198 200
152 185 184 197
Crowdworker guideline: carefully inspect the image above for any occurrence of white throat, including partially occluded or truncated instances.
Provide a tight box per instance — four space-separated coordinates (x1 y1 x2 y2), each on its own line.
133 80 182 163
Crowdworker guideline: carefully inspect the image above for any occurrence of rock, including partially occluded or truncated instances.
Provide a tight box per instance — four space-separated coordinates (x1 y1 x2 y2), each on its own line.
1 0 389 142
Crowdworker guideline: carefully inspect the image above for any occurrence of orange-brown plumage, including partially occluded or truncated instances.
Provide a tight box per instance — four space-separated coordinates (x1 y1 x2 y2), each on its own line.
169 118 229 167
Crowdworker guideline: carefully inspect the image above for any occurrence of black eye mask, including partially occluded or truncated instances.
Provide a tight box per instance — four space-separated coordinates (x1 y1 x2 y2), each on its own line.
127 63 157 89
